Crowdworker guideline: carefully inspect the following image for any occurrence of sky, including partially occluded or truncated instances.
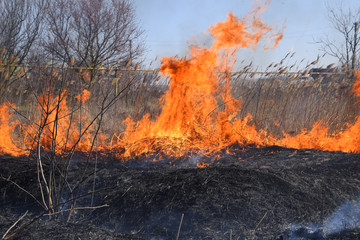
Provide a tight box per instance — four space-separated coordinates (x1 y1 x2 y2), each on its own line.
133 0 360 70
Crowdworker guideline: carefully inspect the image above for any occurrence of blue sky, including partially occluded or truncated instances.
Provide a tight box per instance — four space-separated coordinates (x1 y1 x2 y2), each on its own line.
134 0 360 70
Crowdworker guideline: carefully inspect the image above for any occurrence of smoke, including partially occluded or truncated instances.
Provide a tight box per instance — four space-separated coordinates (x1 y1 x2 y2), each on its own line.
323 197 360 236
286 224 323 239
284 196 360 239
179 154 203 168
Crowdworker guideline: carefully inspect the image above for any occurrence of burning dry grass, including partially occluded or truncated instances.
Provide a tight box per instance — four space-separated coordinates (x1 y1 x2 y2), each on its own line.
0 2 359 160
4 3 360 239
233 71 358 136
2 68 358 159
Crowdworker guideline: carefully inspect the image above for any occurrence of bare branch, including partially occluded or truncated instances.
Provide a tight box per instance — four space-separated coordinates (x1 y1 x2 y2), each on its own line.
317 3 360 69
42 0 144 84
1 210 28 240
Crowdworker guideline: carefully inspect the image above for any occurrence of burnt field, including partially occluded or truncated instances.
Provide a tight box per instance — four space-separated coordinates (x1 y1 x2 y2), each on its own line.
1 146 360 240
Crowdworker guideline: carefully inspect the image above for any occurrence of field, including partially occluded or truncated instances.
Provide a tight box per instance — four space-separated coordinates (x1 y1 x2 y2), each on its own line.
1 65 360 240
1 5 360 239
2 145 360 239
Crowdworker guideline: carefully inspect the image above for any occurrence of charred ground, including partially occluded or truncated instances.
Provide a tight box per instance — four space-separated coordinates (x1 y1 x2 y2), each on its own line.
1 146 360 239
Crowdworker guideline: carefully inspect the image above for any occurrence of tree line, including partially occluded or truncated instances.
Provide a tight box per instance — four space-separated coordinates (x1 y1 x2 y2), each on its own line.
0 0 145 101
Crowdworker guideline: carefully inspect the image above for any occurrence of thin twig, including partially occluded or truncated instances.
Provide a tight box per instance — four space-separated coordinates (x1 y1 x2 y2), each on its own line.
252 210 268 234
121 186 133 197
2 210 28 240
0 176 45 209
91 146 98 207
44 204 109 216
176 213 184 240
37 130 51 211
2 187 113 240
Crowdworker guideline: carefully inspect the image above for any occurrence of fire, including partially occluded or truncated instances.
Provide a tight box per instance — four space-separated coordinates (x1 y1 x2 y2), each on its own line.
8 89 104 156
276 70 360 153
0 104 27 156
111 3 282 158
75 89 91 102
2 1 360 160
34 91 73 152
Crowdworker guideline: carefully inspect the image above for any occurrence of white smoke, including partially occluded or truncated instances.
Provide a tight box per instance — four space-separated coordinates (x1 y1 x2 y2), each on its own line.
286 196 360 239
323 197 360 236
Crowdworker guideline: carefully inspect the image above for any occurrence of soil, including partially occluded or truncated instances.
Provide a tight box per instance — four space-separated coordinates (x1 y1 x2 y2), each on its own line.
1 145 360 239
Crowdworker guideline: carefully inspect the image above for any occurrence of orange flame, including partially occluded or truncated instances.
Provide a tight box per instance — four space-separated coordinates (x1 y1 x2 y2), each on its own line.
0 104 27 156
3 2 360 161
75 89 90 102
276 70 360 153
111 3 282 158
20 89 103 155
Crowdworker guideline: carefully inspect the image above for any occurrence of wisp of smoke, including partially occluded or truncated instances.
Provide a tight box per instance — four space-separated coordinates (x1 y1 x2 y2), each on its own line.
285 196 360 239
323 197 360 236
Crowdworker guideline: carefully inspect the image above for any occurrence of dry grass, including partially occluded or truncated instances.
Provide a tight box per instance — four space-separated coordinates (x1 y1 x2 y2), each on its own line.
231 73 358 137
2 61 359 144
